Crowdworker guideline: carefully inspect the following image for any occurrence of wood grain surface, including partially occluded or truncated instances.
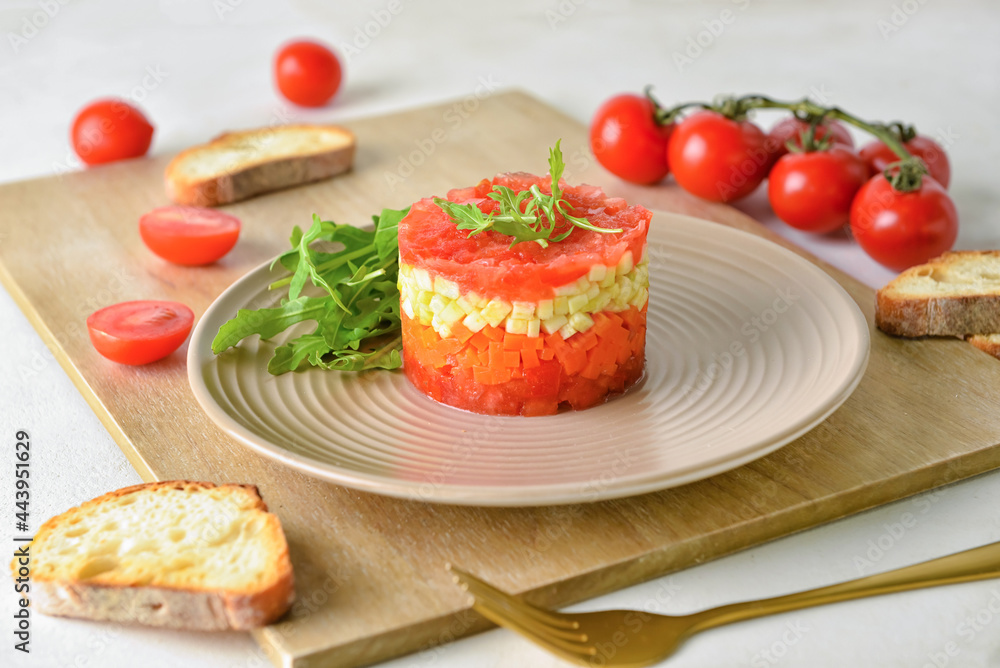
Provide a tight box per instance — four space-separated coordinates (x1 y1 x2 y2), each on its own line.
2 91 1000 668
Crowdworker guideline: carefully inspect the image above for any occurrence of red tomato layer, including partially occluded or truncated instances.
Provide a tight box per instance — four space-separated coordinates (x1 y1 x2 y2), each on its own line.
397 173 651 303
401 305 646 416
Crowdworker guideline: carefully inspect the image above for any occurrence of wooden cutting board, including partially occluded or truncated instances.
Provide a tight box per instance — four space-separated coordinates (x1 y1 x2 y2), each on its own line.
3 91 1000 668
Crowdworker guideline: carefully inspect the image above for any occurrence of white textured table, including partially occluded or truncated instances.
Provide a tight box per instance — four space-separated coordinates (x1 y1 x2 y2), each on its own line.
3 1 1000 667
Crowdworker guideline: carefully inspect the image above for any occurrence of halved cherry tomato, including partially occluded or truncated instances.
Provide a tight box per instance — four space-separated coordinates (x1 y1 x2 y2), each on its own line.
139 206 241 265
849 174 958 271
274 40 343 107
71 99 154 166
589 93 673 185
87 301 194 365
766 116 854 166
859 135 950 189
768 146 869 233
667 110 769 202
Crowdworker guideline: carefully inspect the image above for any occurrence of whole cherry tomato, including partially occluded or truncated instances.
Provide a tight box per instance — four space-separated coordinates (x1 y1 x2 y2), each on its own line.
590 94 673 185
859 135 950 189
667 110 769 202
849 174 958 271
87 300 194 365
767 146 870 233
274 40 343 107
766 116 854 165
139 206 241 266
71 99 154 166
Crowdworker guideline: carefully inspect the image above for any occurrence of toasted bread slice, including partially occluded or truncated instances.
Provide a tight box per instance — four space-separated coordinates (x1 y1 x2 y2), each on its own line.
14 481 294 630
165 124 355 206
968 333 1000 360
875 251 1000 337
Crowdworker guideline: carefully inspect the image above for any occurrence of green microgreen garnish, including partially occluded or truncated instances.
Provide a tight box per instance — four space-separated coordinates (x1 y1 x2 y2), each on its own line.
433 140 622 249
211 208 408 374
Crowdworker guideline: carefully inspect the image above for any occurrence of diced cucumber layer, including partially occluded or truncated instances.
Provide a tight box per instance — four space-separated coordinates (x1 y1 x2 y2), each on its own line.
398 248 649 339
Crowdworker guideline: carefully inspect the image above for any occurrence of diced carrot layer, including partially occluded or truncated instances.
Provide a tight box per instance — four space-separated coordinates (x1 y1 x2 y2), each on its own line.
469 331 490 351
450 320 474 344
503 332 527 350
483 325 505 341
400 305 647 416
488 342 504 368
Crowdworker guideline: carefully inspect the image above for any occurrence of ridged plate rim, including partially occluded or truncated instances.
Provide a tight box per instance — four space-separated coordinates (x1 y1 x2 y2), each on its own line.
187 212 870 506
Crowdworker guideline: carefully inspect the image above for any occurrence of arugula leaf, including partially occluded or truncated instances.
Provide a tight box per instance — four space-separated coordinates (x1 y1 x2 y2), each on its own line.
434 195 554 249
211 208 409 374
212 296 330 352
268 332 332 375
374 206 404 263
433 140 622 248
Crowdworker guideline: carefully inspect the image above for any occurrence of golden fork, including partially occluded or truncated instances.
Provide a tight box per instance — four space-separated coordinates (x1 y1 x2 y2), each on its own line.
449 541 1000 667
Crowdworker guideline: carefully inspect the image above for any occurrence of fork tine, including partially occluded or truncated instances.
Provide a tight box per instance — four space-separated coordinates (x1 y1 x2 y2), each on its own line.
452 570 590 644
448 565 581 631
463 587 599 665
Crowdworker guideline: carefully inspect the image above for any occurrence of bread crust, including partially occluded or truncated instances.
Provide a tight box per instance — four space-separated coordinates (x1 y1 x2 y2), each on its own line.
165 124 355 207
968 334 1000 360
16 480 295 631
875 251 1000 337
31 572 294 631
875 292 1000 337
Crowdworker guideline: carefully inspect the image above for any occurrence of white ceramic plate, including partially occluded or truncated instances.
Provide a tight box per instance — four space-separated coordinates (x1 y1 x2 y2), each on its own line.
188 212 869 506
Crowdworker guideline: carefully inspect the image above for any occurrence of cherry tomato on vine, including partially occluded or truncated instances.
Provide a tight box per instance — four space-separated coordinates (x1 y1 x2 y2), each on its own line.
274 40 343 107
139 206 241 266
590 93 673 185
849 174 958 271
87 300 194 365
71 99 154 166
767 146 869 233
859 135 951 189
667 110 769 202
766 116 854 165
